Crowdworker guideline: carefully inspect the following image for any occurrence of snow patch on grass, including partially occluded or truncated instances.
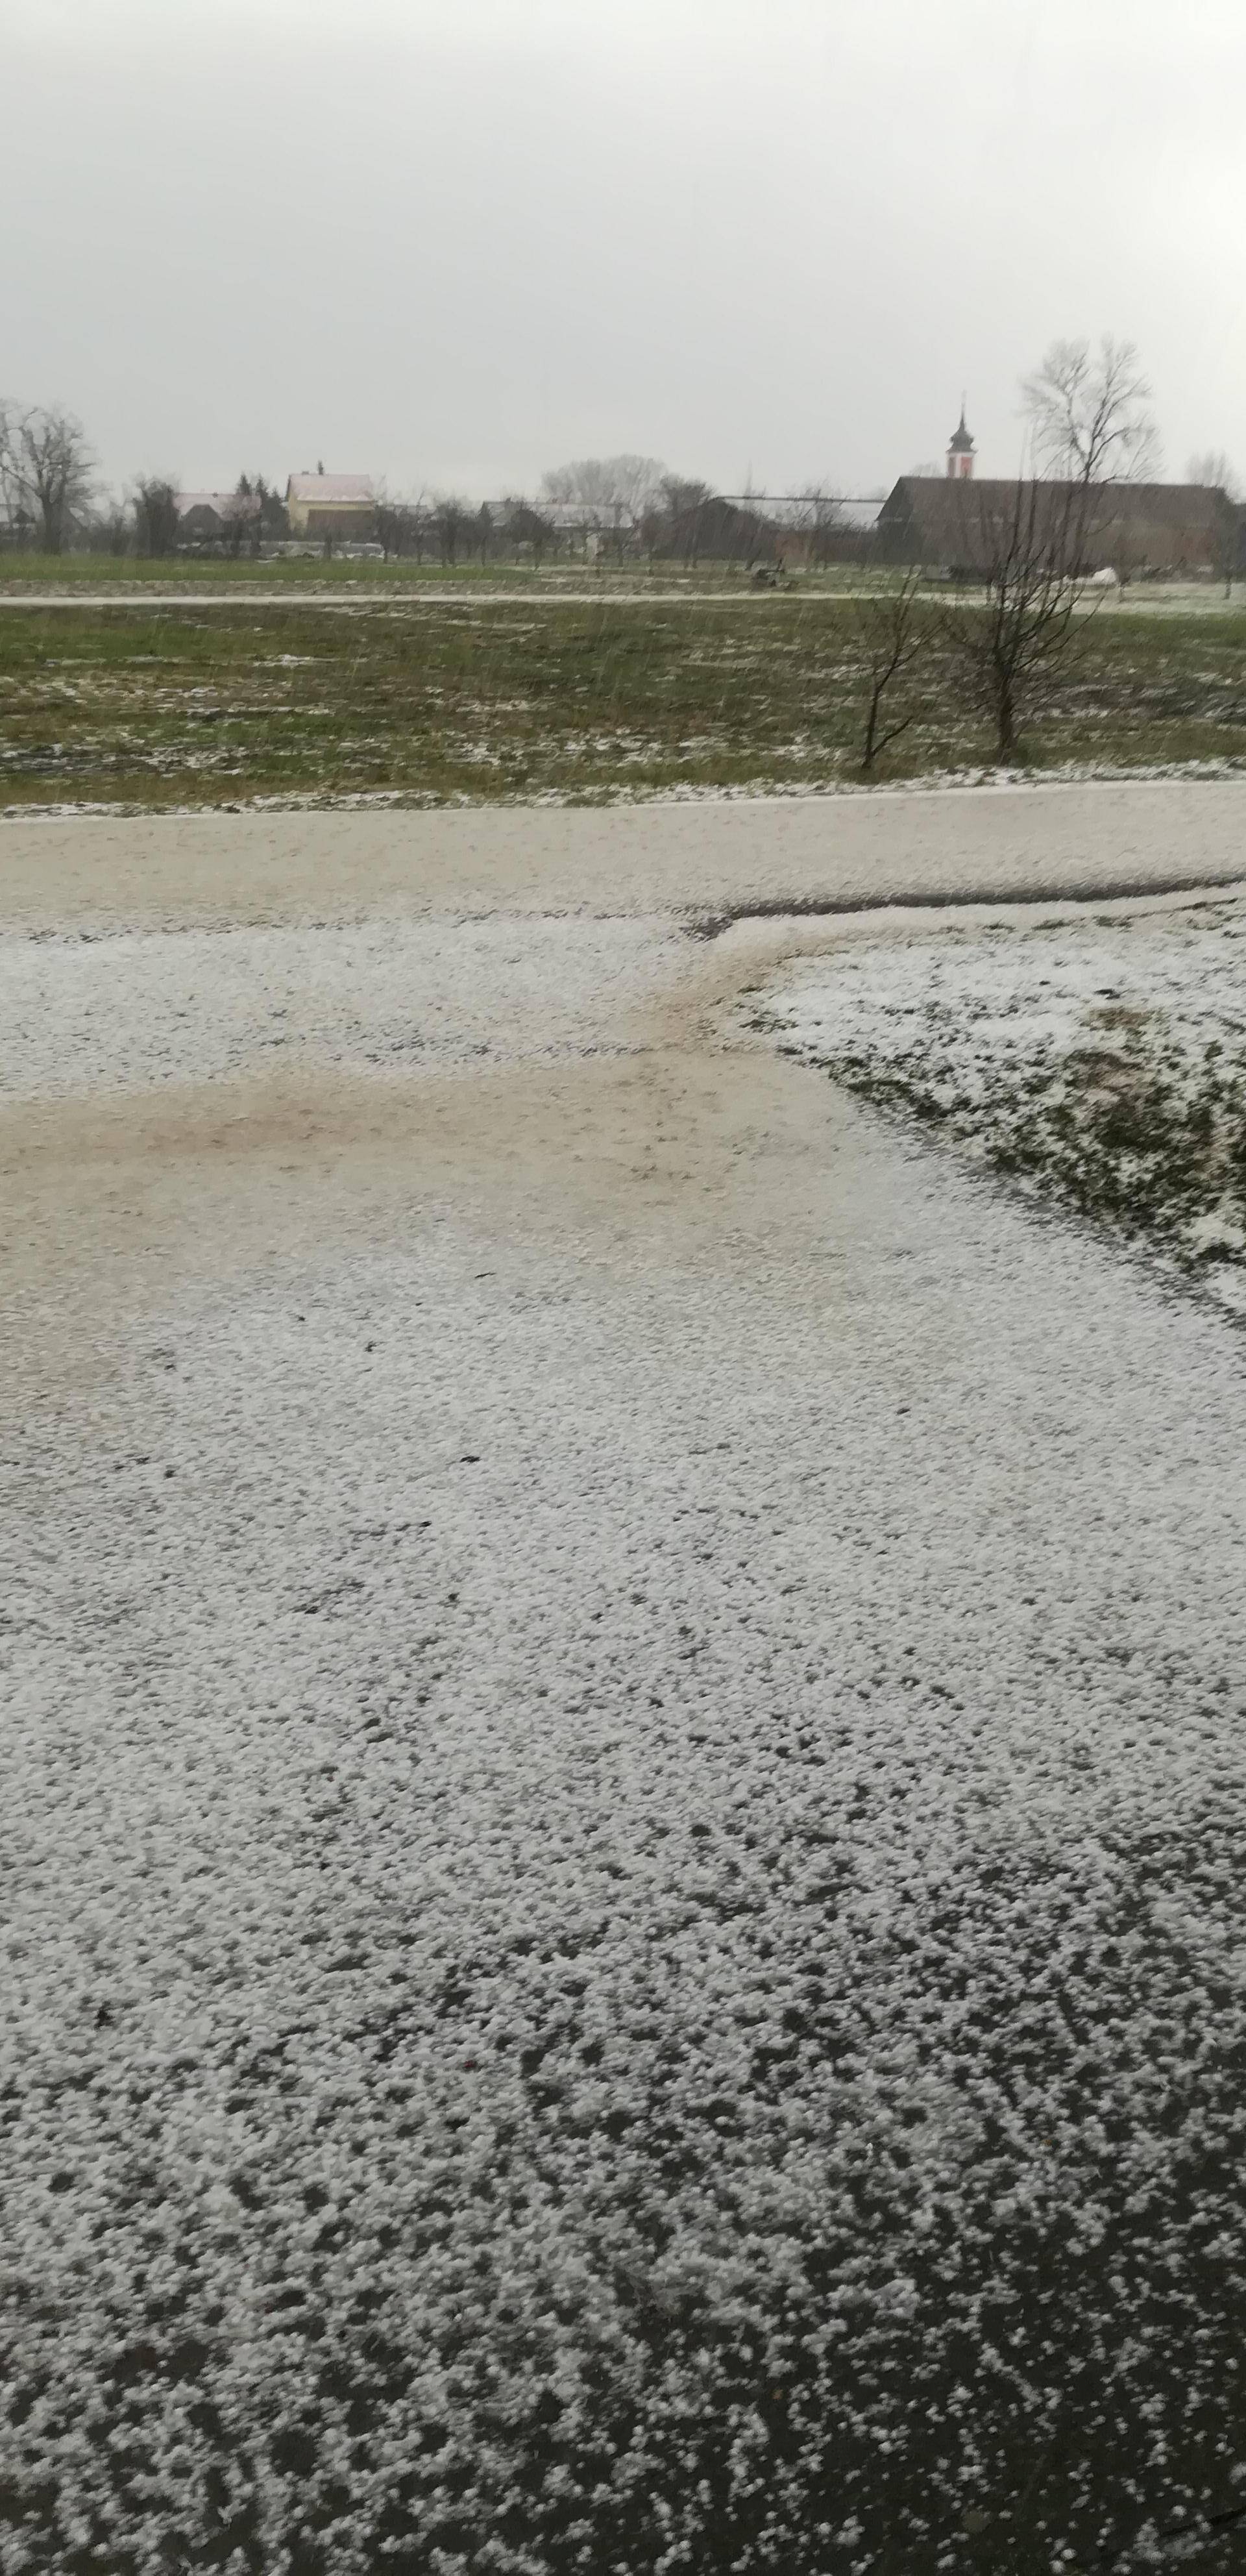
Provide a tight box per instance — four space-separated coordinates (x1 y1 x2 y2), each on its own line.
757 893 1246 1303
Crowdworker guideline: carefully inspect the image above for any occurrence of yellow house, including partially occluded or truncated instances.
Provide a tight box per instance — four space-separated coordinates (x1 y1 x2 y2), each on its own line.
285 472 375 541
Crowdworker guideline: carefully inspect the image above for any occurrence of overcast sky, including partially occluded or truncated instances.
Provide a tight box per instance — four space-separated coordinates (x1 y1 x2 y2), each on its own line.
5 0 1243 500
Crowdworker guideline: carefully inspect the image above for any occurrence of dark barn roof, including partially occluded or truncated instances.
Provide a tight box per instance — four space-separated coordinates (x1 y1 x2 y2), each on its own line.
877 477 1233 575
648 495 778 561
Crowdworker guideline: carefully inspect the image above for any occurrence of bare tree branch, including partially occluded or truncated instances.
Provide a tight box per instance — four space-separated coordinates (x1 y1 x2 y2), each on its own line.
848 567 931 771
133 477 180 558
937 480 1093 762
8 406 96 552
540 455 669 515
1021 336 1160 486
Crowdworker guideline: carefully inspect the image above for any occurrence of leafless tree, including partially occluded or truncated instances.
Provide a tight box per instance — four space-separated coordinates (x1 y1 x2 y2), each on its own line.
373 486 430 563
430 494 471 567
1187 449 1241 497
792 483 845 569
650 477 712 567
231 475 275 558
133 477 180 558
937 479 1092 763
8 406 95 552
371 479 404 560
848 567 932 771
0 403 22 541
541 454 669 517
1188 454 1243 595
1021 336 1160 488
502 497 556 568
82 497 134 558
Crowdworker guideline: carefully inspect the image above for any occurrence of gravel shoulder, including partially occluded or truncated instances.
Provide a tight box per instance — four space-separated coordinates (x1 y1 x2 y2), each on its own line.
4 786 1246 2575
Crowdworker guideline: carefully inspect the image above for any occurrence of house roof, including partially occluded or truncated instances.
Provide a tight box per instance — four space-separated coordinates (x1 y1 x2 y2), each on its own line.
286 473 374 504
176 490 261 521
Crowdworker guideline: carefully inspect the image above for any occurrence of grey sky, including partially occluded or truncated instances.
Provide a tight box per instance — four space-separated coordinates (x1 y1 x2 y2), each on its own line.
6 0 1243 501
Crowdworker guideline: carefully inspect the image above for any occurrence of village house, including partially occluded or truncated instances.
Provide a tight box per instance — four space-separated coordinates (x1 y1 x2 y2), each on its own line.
175 490 262 545
285 471 376 541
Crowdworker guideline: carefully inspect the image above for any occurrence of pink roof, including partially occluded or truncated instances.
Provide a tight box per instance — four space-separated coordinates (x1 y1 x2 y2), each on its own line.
286 473 374 504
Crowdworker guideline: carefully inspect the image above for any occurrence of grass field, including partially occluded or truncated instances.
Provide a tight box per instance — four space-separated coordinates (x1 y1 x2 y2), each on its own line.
0 552 818 595
2 591 1245 808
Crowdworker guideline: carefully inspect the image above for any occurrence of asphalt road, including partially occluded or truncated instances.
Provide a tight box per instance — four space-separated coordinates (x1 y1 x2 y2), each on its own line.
4 784 1246 2574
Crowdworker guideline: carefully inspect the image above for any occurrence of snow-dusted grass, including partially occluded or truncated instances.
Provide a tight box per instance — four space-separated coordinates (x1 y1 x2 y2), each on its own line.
5 595 1246 810
757 895 1246 1311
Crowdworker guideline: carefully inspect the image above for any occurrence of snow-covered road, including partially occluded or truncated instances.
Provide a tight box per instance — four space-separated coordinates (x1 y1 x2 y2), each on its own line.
4 786 1246 2575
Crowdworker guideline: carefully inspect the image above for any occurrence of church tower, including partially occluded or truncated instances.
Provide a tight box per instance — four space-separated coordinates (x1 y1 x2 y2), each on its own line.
946 401 975 480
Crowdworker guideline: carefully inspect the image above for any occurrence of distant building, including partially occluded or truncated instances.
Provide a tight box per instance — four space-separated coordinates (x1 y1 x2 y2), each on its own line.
176 491 262 543
946 402 975 480
286 473 375 541
648 494 779 564
877 476 1236 578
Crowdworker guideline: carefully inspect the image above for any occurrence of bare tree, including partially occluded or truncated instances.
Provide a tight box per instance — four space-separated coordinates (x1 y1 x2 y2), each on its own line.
82 496 134 558
651 476 712 568
502 497 556 569
848 567 932 771
1188 454 1243 596
373 492 406 560
541 454 668 517
1187 449 1241 497
1021 336 1160 487
430 493 471 567
938 480 1092 763
792 483 845 569
8 406 95 552
0 403 23 541
133 477 180 558
231 475 274 558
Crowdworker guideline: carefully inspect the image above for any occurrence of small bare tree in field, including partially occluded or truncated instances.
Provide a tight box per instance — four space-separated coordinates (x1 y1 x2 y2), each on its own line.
1022 336 1160 488
8 406 95 552
932 335 1160 760
849 566 931 772
938 480 1090 762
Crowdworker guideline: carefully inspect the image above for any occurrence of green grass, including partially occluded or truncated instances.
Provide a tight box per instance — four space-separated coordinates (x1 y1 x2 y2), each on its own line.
2 595 1245 810
0 552 567 591
0 552 851 595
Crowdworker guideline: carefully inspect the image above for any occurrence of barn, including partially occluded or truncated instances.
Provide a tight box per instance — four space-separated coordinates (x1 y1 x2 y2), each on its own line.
876 476 1239 581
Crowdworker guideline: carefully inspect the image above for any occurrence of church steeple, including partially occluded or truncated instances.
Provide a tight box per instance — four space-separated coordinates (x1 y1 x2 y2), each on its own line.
947 399 975 479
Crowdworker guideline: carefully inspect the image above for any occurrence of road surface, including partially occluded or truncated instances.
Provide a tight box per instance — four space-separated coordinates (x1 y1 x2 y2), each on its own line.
4 782 1246 2573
